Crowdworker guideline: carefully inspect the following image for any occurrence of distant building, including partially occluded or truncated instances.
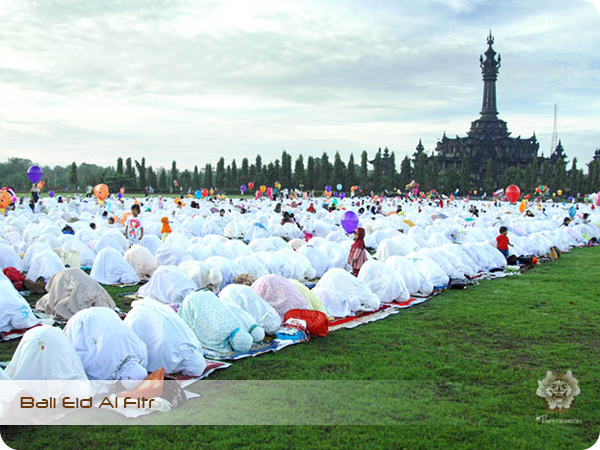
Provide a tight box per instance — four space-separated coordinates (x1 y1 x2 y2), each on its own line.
433 33 541 186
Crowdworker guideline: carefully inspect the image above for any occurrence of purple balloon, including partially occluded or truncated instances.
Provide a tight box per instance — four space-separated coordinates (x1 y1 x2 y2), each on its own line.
356 185 361 191
240 184 247 192
48 190 55 198
334 192 338 197
341 211 359 234
27 165 44 184
340 192 345 199
325 185 332 192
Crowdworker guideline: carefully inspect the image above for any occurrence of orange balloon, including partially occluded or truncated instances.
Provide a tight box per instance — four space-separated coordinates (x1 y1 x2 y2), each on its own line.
0 191 10 209
519 201 526 214
94 183 109 201
260 185 267 193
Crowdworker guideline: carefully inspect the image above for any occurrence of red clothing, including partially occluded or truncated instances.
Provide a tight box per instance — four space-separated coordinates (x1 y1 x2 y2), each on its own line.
496 234 509 250
348 227 368 276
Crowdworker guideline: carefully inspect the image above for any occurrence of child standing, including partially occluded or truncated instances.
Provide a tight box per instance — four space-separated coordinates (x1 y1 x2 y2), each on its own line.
160 216 172 242
496 226 512 259
348 227 368 276
125 204 144 245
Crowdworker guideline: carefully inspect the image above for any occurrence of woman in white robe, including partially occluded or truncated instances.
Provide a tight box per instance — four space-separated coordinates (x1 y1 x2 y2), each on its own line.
90 247 140 285
0 279 40 333
137 266 198 304
64 307 148 385
6 325 88 381
218 284 281 335
124 298 207 376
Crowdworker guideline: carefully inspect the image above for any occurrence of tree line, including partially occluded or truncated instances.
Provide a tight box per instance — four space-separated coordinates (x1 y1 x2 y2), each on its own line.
2 147 600 196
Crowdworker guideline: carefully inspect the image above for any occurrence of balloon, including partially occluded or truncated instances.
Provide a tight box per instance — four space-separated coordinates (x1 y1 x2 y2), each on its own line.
93 184 109 201
340 192 345 199
332 198 338 205
341 211 359 234
27 165 44 184
255 190 261 198
505 185 521 203
48 190 55 198
336 184 342 191
240 184 247 193
0 191 10 209
356 186 361 191
210 189 214 195
267 187 273 197
557 190 562 196
519 201 526 214
260 185 267 193
173 180 178 187
569 206 576 218
325 185 332 192
334 192 338 197
120 188 125 194
194 190 201 199
201 188 209 198
568 196 574 202
248 182 254 190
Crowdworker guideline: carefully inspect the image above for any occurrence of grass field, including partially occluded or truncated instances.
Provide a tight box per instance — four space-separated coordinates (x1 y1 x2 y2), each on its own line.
1 246 599 449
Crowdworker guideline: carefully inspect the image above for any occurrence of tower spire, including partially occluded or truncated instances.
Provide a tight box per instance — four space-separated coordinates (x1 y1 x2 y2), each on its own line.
479 31 501 119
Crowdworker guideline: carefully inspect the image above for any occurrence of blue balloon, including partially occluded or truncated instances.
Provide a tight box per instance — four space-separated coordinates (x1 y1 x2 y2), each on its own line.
336 183 343 191
195 190 202 199
569 206 576 218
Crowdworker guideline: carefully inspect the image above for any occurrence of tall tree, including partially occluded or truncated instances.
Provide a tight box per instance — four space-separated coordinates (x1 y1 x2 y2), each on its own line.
135 157 146 189
116 157 124 175
158 168 167 191
554 160 567 193
346 153 356 188
333 151 345 189
294 155 305 187
193 165 200 188
306 156 315 190
230 159 238 189
69 162 78 190
541 160 553 187
254 155 265 187
204 163 213 187
319 152 331 189
413 153 427 186
280 151 292 188
386 151 397 191
147 166 157 190
359 151 369 190
215 157 226 187
125 157 135 180
240 158 249 183
426 158 438 191
399 156 412 189
528 154 539 193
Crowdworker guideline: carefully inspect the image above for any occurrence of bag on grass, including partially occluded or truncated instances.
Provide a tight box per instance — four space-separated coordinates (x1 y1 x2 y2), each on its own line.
3 267 25 291
284 309 329 337
549 246 560 260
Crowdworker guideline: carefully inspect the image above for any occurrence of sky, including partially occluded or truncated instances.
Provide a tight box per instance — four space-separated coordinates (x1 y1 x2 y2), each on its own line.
0 0 599 172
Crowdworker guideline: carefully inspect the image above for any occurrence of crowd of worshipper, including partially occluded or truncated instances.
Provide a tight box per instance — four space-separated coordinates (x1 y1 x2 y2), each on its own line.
1 188 599 396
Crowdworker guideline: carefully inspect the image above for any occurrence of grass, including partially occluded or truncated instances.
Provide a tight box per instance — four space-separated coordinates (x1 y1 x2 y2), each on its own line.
1 247 600 449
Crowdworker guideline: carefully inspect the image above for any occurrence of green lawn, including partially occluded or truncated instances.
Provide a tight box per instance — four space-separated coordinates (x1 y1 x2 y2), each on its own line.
1 247 599 449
